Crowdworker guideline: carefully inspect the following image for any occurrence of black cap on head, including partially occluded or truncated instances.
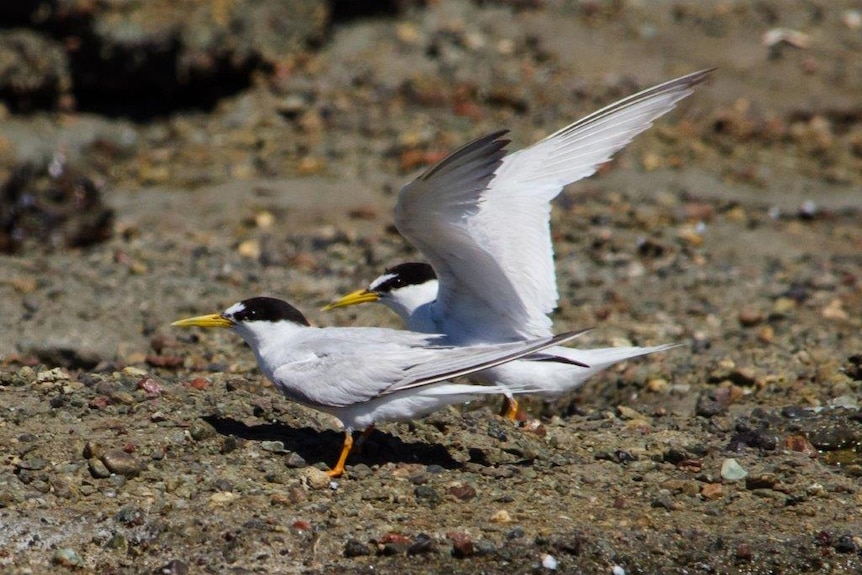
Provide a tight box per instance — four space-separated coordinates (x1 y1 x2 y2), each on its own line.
371 262 437 294
228 297 310 326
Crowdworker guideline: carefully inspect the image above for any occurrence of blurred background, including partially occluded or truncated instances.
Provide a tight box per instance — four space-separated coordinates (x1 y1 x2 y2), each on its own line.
1 0 859 209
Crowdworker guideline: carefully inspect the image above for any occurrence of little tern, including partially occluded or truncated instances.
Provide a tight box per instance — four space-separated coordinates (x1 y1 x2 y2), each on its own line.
325 69 713 416
173 296 591 477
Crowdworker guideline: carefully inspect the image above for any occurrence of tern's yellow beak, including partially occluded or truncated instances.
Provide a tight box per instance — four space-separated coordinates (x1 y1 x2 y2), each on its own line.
171 313 233 329
321 288 380 311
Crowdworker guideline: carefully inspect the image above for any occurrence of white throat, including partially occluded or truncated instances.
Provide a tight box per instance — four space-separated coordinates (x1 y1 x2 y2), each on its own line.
380 279 440 332
231 320 307 379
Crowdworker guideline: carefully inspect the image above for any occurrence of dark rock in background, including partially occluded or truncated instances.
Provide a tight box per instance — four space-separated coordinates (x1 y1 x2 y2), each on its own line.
0 30 71 112
0 160 113 253
0 0 331 118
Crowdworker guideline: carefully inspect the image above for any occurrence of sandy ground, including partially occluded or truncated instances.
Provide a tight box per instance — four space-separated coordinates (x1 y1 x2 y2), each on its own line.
1 1 862 573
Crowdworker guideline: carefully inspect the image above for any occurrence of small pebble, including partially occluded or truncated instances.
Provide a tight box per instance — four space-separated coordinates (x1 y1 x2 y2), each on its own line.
344 538 371 557
285 452 307 469
136 376 163 397
448 483 477 501
701 483 724 500
783 434 817 456
490 509 512 523
738 308 764 327
407 532 435 556
301 467 331 490
210 491 239 506
720 458 748 482
101 449 141 478
89 458 111 479
189 419 216 441
542 553 558 570
159 559 190 575
447 531 474 558
260 440 287 453
843 9 862 29
52 548 83 567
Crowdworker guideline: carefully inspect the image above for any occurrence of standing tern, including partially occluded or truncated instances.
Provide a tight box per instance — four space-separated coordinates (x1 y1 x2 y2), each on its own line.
173 296 591 477
325 69 713 417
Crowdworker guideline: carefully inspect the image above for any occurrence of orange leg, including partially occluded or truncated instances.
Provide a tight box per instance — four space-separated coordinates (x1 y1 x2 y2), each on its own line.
499 395 520 421
327 431 354 478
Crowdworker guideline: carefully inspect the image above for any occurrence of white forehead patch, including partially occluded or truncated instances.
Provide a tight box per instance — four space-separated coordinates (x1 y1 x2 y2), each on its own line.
224 302 246 317
368 273 396 292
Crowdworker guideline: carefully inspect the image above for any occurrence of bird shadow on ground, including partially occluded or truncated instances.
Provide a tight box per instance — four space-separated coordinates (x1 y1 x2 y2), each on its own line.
201 415 462 471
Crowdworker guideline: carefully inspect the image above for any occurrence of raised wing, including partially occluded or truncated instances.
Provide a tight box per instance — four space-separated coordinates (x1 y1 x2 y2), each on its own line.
472 69 714 333
395 131 528 342
396 69 713 341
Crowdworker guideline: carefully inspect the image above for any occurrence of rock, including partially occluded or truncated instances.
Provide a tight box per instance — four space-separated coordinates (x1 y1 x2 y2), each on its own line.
377 532 410 556
407 533 435 556
414 485 441 507
834 534 858 554
36 367 71 384
720 458 747 482
114 505 144 526
804 419 862 451
738 308 764 327
260 440 287 453
616 405 643 420
100 449 142 478
782 434 817 456
542 553 559 570
745 473 778 490
158 559 190 575
49 475 79 499
88 458 111 479
701 483 724 500
0 163 114 257
16 457 48 471
11 1 329 117
490 509 512 523
772 297 797 315
284 452 308 469
135 376 164 397
189 419 217 441
52 548 83 568
301 467 330 490
0 30 71 112
695 392 726 417
727 428 778 451
646 378 669 392
448 531 474 558
210 491 239 506
447 483 477 501
344 538 371 557
651 492 676 510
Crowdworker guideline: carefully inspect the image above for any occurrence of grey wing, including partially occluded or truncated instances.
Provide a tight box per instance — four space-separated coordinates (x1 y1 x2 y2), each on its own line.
269 327 592 406
269 328 442 408
382 326 593 395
